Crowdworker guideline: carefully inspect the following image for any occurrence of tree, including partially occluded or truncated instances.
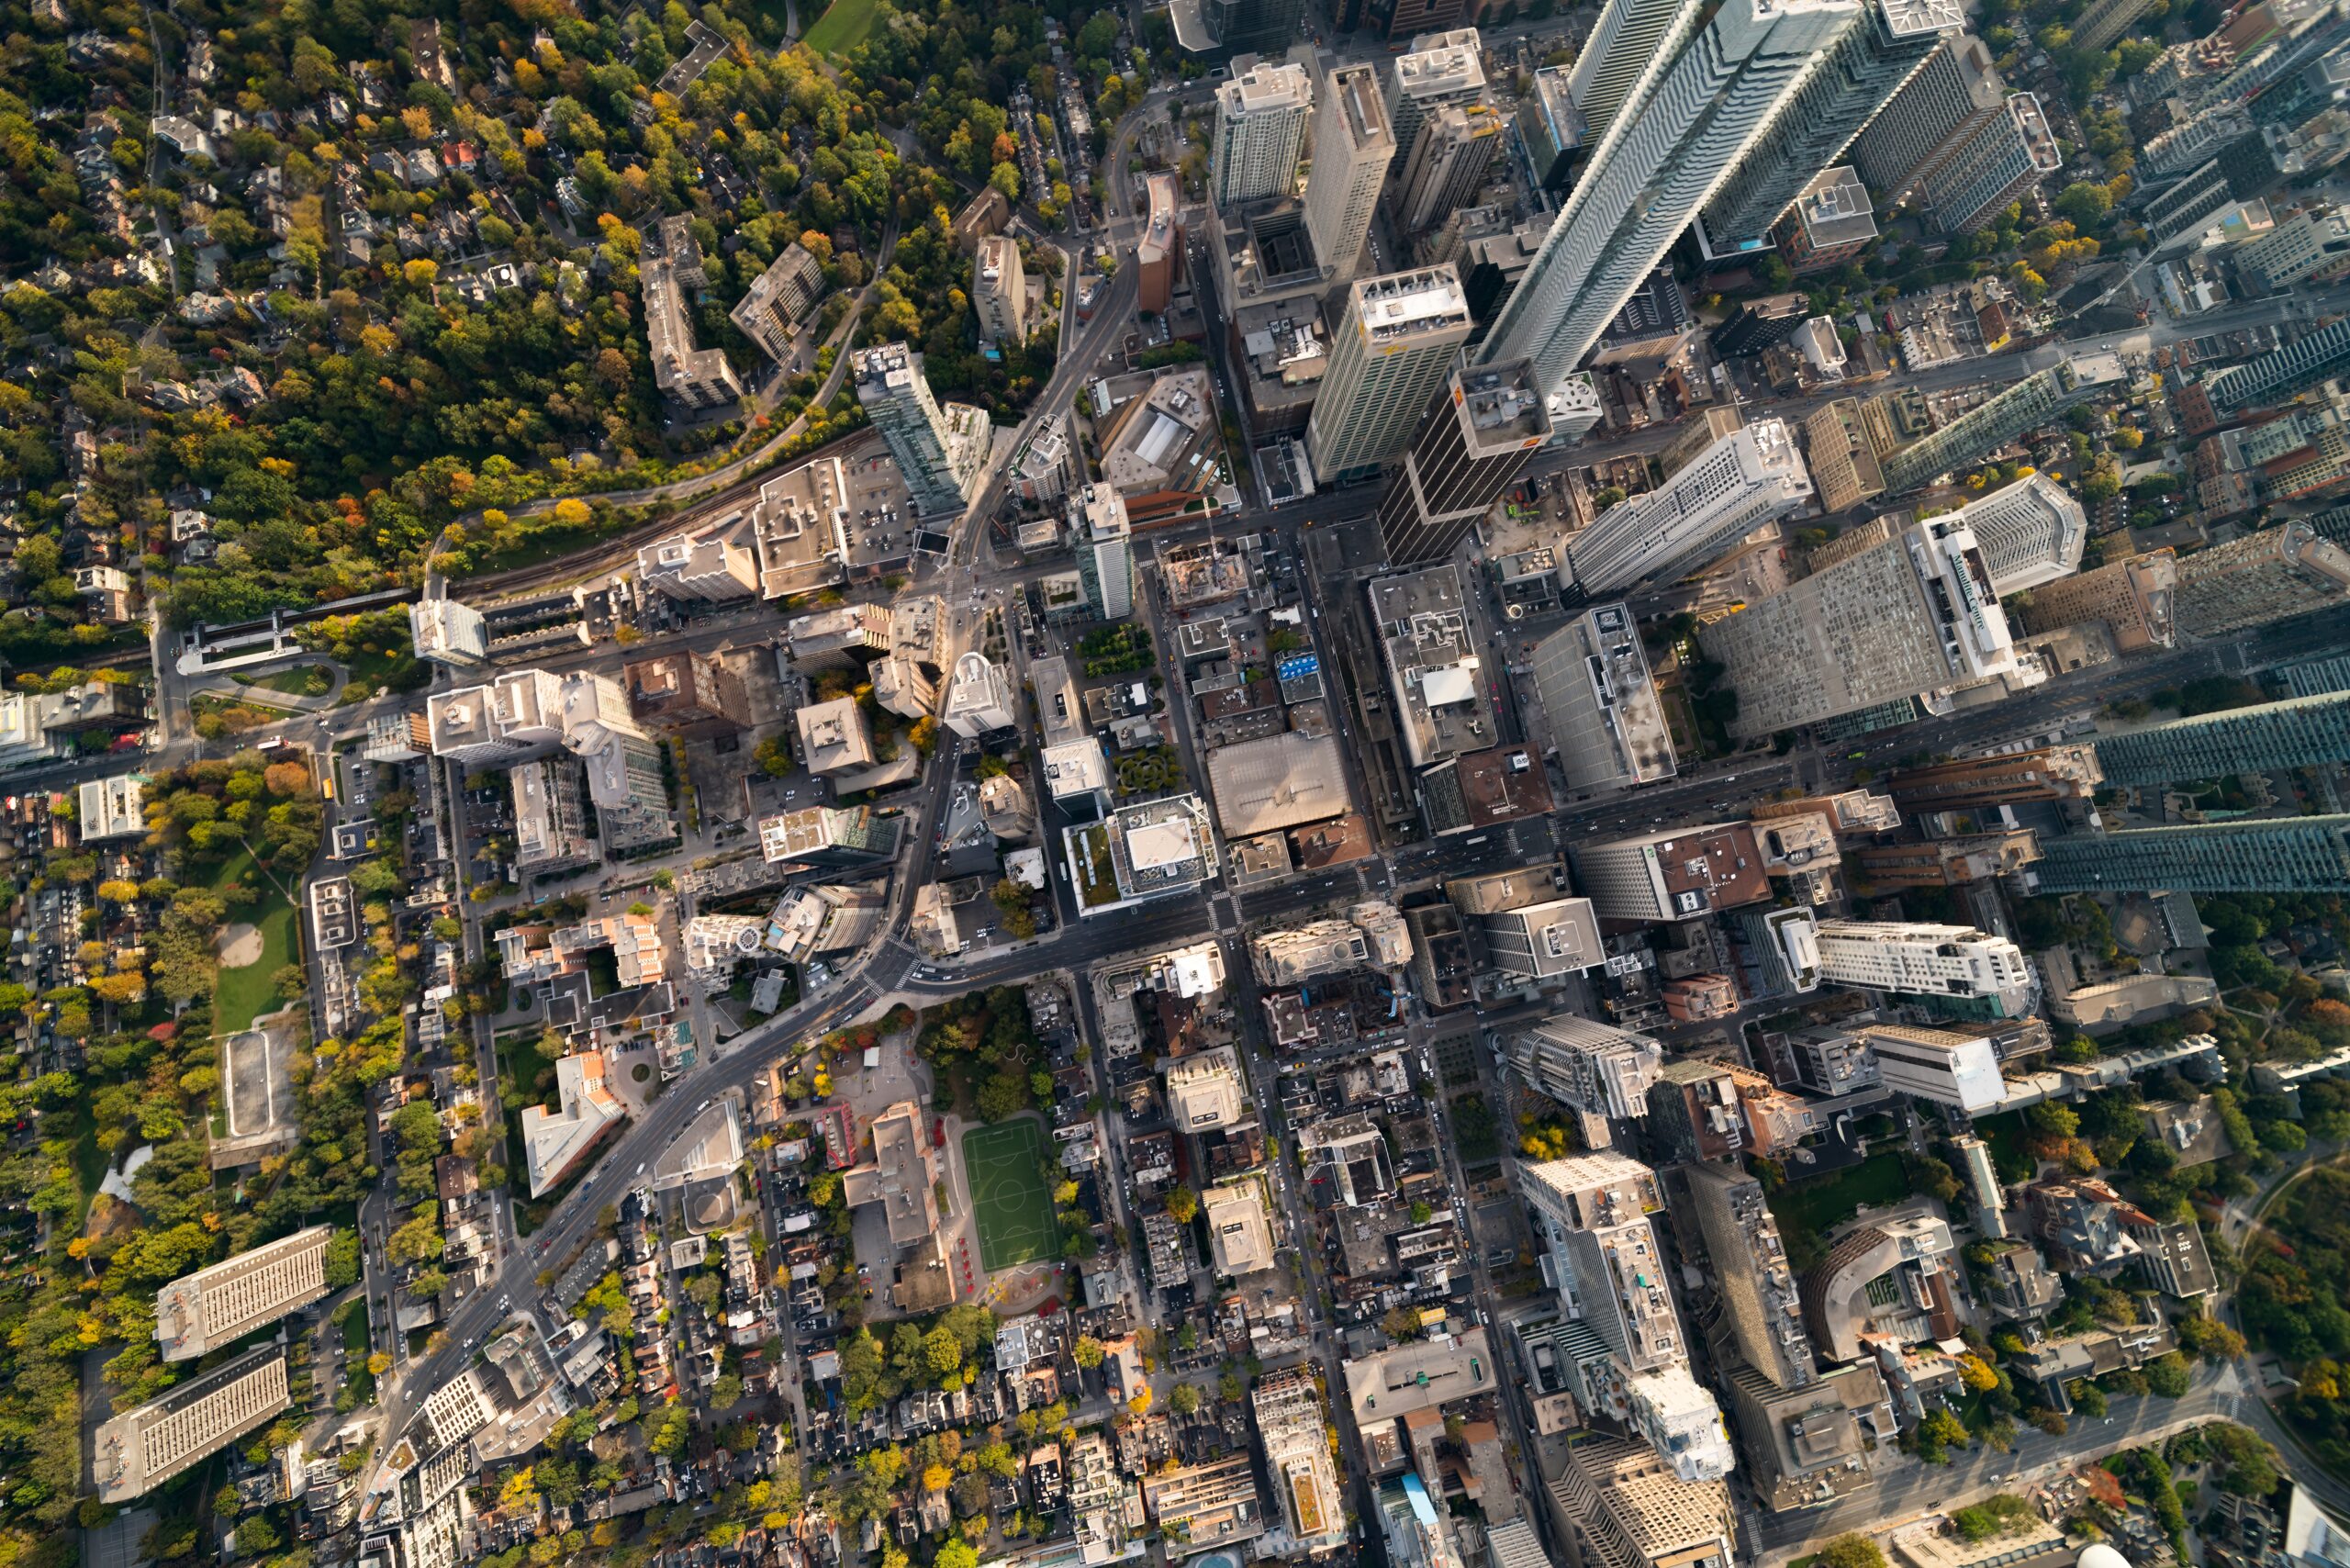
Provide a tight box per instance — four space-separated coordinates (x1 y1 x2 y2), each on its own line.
2144 1352 2191 1398
1957 1353 1999 1393
1169 1383 1201 1416
1818 1535 1886 1568
1072 1335 1105 1369
925 1324 964 1378
1165 1185 1199 1224
936 1544 979 1568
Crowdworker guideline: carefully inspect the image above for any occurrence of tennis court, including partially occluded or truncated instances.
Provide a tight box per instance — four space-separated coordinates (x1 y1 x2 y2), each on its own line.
961 1119 1058 1271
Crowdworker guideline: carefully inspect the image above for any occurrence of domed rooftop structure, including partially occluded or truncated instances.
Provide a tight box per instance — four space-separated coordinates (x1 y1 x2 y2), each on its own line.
2079 1542 2132 1568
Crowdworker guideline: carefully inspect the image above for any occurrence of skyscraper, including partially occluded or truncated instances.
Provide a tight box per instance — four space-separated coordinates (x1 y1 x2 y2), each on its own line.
1567 0 1706 148
1394 101 1506 234
2092 691 2350 786
1559 419 1814 603
852 342 988 516
972 234 1026 343
1530 601 1680 790
2019 550 2178 652
1374 359 1571 566
1699 514 2025 738
1505 1014 1664 1119
2034 817 2350 894
1852 35 2006 201
1878 352 2125 494
1303 64 1393 290
1695 0 1960 257
1385 29 1487 180
2208 316 2350 412
1945 472 2088 594
1072 485 1135 620
1683 1162 1817 1391
1304 266 1473 484
1188 0 1308 55
2172 521 2350 637
1919 90 2063 234
1212 62 1314 208
1479 0 1863 395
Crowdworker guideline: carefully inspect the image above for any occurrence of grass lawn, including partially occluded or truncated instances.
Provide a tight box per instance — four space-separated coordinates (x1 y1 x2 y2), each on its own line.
338 1297 375 1406
72 1102 106 1223
231 663 331 697
1763 1149 1914 1241
804 0 880 57
962 1119 1057 1271
209 846 298 1036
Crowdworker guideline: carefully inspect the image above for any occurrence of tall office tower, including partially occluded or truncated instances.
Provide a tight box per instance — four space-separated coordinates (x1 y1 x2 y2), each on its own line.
1567 0 1705 148
1700 515 2024 739
1072 485 1135 619
1804 398 1886 513
943 653 1019 739
1188 0 1307 56
1394 101 1505 234
1385 29 1487 180
1136 172 1181 313
1531 602 1680 790
2237 207 2350 293
1887 745 2104 810
1505 1014 1664 1119
1852 36 2005 200
1944 473 2088 594
972 234 1026 343
1879 353 2126 494
2073 0 2154 52
1304 266 1473 485
852 342 986 516
154 1226 334 1361
1558 419 1813 604
1485 898 1606 980
1548 1436 1737 1568
1520 64 1583 191
1811 918 2036 1016
1571 822 1772 924
1482 0 1862 396
558 671 677 851
1520 1153 1736 1483
1375 360 1566 565
2209 316 2350 412
94 1349 292 1503
1695 0 1960 257
1212 62 1314 208
2035 817 2350 894
1304 64 1393 289
2174 521 2350 636
2094 692 2350 786
1683 1162 1817 1391
1710 294 1810 356
1919 91 2063 234
2019 550 2179 652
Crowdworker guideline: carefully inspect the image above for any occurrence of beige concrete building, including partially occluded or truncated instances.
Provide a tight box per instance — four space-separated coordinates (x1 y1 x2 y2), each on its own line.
154 1226 334 1361
2019 549 2177 651
95 1348 291 1502
973 234 1027 344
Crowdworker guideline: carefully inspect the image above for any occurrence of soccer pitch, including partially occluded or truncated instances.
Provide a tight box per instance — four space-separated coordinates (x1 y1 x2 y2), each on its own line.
961 1119 1058 1271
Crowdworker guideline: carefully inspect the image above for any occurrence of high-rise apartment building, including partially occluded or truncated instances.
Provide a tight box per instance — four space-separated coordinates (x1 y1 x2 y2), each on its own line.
154 1226 334 1361
2073 0 2154 52
2173 521 2350 635
1304 64 1393 289
2034 817 2350 894
1304 266 1473 484
943 653 1019 739
1701 512 2030 738
1519 64 1583 191
1183 0 1306 55
2019 550 2178 652
1386 29 1488 179
1852 36 2007 202
1945 473 2089 593
1544 1435 1736 1568
1919 91 2063 234
1812 918 2036 1016
1505 1014 1663 1119
2236 206 2350 292
1567 0 1705 148
1559 419 1814 603
1695 0 1960 256
1887 745 2104 810
95 1349 292 1502
1394 101 1505 234
972 234 1026 343
1520 1154 1735 1483
635 533 760 601
1879 353 2125 494
758 803 905 868
1136 172 1182 313
2094 691 2350 786
1375 359 1567 565
1480 0 1863 395
410 595 489 664
852 342 988 516
1530 602 1679 790
1683 1161 1816 1390
558 670 677 852
512 756 597 873
729 241 828 364
1804 398 1887 513
1071 485 1135 619
1212 62 1314 208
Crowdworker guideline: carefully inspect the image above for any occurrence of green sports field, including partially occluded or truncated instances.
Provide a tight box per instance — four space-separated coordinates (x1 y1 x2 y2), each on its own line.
803 0 880 58
962 1119 1057 1271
